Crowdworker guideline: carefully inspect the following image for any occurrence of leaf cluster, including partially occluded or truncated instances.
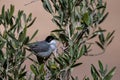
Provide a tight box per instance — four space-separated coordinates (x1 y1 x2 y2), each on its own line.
38 0 116 80
0 5 37 80
84 61 116 80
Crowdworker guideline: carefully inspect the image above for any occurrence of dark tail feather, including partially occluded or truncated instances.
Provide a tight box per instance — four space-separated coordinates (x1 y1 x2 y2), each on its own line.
36 55 51 65
36 56 44 65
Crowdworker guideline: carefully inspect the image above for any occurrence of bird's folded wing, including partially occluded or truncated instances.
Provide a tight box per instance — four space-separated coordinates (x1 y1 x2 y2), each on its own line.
29 41 50 53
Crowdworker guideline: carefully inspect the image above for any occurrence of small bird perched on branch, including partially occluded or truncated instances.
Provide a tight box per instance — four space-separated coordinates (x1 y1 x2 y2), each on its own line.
28 36 57 64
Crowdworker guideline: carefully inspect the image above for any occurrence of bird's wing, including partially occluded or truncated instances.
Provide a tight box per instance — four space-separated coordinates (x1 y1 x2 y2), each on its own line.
29 41 50 53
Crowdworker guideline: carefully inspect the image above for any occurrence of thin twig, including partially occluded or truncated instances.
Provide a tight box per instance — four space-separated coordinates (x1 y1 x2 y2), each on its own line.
24 0 40 6
84 50 105 56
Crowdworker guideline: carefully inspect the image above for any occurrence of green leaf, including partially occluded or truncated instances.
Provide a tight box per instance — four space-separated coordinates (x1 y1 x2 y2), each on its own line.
89 33 97 39
83 12 91 26
30 64 39 75
29 29 38 41
27 17 36 28
62 56 70 66
54 57 63 67
98 60 104 72
103 67 116 80
99 32 105 45
98 12 109 24
42 0 53 13
6 32 17 41
0 50 4 59
27 13 32 22
18 72 27 79
96 41 104 50
91 64 100 79
10 4 14 18
23 36 29 45
71 63 82 68
52 18 61 28
59 33 68 42
1 5 5 19
77 45 86 58
101 2 107 15
106 30 115 41
97 5 105 10
18 27 27 42
39 64 44 73
52 29 64 32
107 36 114 46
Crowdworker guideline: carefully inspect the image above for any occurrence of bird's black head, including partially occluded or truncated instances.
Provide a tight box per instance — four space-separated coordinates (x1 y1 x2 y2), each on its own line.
45 36 55 43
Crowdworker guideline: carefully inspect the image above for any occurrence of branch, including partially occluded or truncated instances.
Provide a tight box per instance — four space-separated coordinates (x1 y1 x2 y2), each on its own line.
24 0 40 6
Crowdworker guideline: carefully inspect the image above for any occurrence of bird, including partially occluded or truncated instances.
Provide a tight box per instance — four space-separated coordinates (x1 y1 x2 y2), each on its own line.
28 36 57 64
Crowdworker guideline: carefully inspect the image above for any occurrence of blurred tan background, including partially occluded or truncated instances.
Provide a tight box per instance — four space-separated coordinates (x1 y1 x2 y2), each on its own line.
0 0 120 80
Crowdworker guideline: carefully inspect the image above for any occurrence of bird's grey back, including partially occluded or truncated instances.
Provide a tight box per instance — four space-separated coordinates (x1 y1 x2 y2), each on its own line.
29 41 50 53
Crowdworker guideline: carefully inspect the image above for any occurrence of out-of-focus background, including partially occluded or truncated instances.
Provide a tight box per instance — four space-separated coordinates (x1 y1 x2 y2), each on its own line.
0 0 120 80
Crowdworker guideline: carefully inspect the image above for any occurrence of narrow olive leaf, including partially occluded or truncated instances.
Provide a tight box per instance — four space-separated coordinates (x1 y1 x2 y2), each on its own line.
27 17 36 28
60 11 64 25
92 64 101 77
106 30 115 41
10 4 14 18
54 57 63 66
98 60 104 72
98 12 109 24
91 64 100 79
107 36 114 46
71 63 82 68
97 5 105 10
18 10 24 19
42 0 53 13
23 36 29 45
27 13 32 22
77 45 86 58
69 24 74 37
71 76 75 80
89 33 97 40
63 53 70 60
18 27 27 42
2 5 5 19
52 29 64 32
103 67 116 80
59 33 68 42
96 41 104 50
42 1 50 13
62 56 69 66
18 72 27 79
76 27 83 30
101 2 107 15
59 0 67 9
83 76 90 80
52 19 61 28
83 12 91 26
29 29 39 41
53 16 61 21
39 64 44 72
3 59 7 69
6 32 17 41
0 49 4 59
21 65 26 72
95 29 106 34
0 35 6 42
30 64 39 75
99 33 105 45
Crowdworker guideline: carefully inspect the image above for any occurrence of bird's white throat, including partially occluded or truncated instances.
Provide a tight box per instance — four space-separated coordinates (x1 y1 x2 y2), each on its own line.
49 40 57 51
